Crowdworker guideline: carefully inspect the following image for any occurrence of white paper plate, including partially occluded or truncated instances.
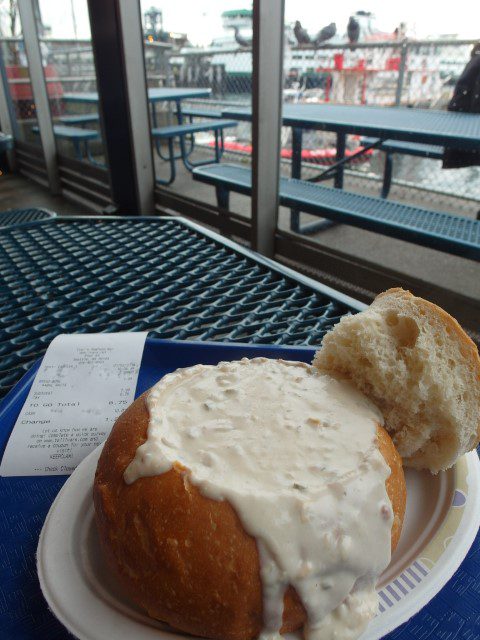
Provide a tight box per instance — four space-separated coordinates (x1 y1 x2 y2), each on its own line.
37 445 480 640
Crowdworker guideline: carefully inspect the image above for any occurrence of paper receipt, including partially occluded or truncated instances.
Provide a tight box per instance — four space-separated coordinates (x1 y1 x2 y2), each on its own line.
0 332 148 477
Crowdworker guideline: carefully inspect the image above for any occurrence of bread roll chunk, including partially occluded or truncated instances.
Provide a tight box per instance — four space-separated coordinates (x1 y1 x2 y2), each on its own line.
314 288 480 472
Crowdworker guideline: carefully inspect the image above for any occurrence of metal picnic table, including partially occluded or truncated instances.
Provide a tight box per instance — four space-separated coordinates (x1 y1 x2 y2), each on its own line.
63 88 215 177
221 104 480 189
0 214 479 639
63 88 212 105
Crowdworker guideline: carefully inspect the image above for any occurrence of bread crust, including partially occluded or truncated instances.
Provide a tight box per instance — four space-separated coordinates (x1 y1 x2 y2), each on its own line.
94 390 406 640
376 423 406 551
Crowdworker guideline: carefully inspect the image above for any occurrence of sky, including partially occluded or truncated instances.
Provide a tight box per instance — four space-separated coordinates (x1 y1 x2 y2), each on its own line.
2 0 478 43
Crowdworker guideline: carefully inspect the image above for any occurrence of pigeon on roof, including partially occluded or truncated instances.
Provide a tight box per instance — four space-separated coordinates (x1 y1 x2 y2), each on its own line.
232 26 252 48
313 22 336 46
347 16 360 48
294 20 311 45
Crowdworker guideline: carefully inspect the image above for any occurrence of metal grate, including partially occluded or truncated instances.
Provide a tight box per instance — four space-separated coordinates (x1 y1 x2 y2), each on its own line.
0 217 354 398
285 180 480 244
193 164 480 257
280 104 480 149
0 208 57 230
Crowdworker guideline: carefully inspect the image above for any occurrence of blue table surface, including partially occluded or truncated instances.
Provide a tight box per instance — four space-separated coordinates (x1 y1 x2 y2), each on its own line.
222 103 480 150
63 87 211 104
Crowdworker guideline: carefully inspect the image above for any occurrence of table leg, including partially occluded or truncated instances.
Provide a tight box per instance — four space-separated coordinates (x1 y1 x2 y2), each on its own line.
175 99 190 161
151 100 158 128
291 127 302 180
155 137 176 185
151 100 165 157
334 132 346 189
220 130 225 155
73 140 83 160
214 130 220 163
216 186 230 210
174 102 193 154
85 140 106 168
175 99 183 125
298 129 354 235
290 127 303 233
381 153 393 199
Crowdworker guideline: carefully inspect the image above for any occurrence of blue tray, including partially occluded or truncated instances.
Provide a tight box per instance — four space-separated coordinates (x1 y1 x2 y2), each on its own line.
0 338 479 640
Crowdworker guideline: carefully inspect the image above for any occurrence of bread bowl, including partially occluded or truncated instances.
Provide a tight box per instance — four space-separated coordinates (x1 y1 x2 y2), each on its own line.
95 359 405 640
94 289 479 639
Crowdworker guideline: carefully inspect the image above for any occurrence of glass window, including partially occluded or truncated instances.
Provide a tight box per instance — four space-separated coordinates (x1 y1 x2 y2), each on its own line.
0 25 41 146
36 0 107 167
280 1 479 299
141 1 253 219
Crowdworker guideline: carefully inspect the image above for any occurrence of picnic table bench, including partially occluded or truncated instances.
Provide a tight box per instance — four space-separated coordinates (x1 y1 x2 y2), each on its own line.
152 120 238 185
32 124 100 163
193 163 480 261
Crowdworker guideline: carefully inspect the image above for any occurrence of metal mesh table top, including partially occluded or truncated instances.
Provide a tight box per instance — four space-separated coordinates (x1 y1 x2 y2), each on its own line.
193 164 480 259
63 87 211 104
0 208 57 230
222 104 480 150
285 179 480 245
0 215 359 399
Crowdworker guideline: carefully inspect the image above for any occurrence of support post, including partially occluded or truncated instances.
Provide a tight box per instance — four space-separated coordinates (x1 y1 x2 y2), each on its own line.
18 0 60 192
334 132 346 189
87 0 153 214
0 43 17 169
251 0 285 257
117 0 155 214
395 40 408 106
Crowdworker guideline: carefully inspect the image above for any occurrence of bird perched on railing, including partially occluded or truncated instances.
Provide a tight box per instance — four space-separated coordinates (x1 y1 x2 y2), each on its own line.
313 22 336 46
347 16 360 49
294 21 311 45
232 26 252 48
